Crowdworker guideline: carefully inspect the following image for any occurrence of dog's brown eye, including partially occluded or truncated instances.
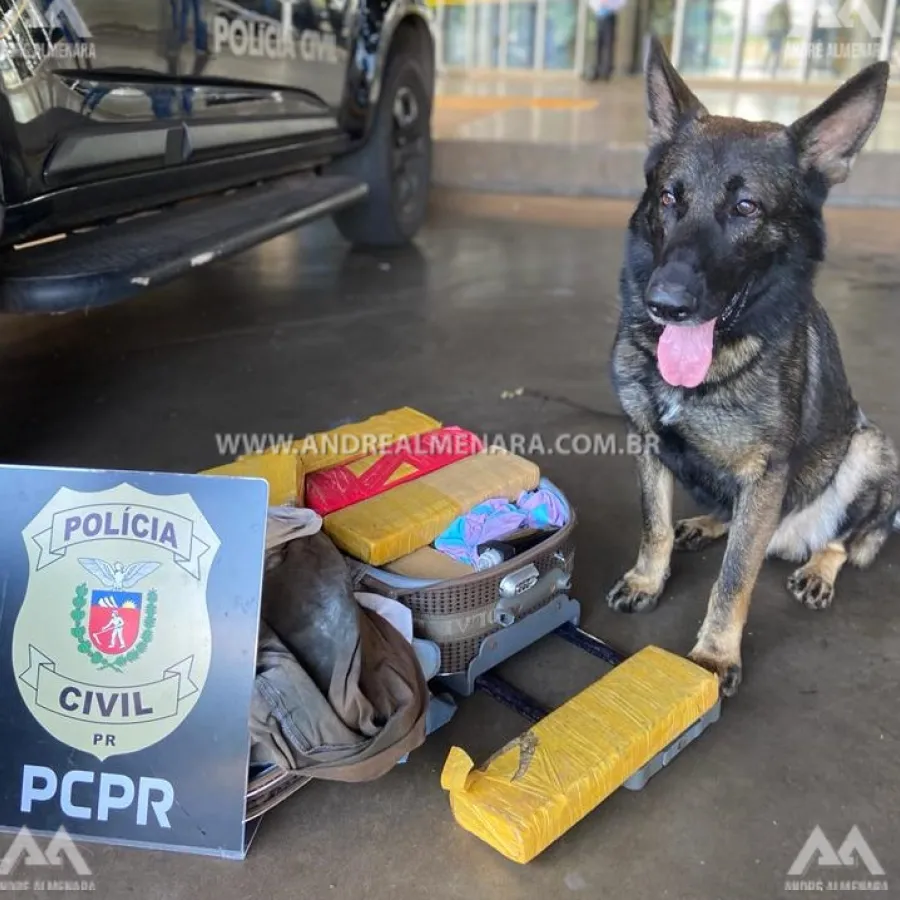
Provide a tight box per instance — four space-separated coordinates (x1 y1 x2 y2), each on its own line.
660 190 676 208
735 199 760 217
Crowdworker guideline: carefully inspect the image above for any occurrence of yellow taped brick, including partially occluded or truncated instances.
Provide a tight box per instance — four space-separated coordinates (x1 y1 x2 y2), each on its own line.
323 450 540 565
441 646 719 864
276 407 441 474
201 453 303 507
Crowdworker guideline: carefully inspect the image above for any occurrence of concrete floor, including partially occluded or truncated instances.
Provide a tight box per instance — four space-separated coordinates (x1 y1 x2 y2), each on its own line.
1 193 899 899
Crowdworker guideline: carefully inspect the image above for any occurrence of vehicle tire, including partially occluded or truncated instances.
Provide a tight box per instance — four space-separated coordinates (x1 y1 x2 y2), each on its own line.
330 48 432 248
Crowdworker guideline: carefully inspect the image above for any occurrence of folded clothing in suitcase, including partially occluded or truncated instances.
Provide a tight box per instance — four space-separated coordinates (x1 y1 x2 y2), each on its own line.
306 426 484 516
323 450 541 566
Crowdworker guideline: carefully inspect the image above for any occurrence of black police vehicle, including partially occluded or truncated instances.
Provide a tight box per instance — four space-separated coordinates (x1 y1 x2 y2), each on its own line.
0 0 435 311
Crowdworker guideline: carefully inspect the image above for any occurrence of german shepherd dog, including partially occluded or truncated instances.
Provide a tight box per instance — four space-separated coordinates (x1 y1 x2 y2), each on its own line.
607 38 899 696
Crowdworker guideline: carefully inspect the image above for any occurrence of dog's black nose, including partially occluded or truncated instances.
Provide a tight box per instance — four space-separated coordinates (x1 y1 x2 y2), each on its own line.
646 282 697 323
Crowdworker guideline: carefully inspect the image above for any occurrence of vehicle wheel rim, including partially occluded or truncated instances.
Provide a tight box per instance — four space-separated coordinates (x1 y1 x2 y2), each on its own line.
391 84 428 225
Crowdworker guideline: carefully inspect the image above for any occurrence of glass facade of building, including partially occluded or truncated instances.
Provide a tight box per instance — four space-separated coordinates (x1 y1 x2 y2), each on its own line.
432 0 900 82
433 0 588 73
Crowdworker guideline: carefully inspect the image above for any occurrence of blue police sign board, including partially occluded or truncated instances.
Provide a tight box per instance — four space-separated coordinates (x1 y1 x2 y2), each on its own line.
0 465 269 859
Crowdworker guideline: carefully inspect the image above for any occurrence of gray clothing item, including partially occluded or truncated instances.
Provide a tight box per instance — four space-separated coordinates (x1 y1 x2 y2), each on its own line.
249 531 428 782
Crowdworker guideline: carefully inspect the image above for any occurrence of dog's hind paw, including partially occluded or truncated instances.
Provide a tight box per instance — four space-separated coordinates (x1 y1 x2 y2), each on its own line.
674 516 729 552
606 571 665 613
788 569 834 610
688 647 743 697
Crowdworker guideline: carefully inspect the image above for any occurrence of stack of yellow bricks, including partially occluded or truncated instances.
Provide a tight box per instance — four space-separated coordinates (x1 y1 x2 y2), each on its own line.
199 407 540 566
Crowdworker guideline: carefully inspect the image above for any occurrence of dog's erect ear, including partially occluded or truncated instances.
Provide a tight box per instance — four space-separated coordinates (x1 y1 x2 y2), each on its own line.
789 61 889 186
645 35 707 148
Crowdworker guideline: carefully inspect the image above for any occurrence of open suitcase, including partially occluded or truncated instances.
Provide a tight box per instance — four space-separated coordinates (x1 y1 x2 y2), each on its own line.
245 481 579 821
351 485 579 696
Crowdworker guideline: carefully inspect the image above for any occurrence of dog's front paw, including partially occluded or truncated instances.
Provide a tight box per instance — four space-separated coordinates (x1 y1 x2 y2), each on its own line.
689 645 743 697
788 569 834 610
606 570 666 613
673 516 728 552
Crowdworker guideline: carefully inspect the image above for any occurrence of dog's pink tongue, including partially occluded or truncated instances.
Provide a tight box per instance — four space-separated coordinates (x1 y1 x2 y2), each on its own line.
657 319 716 388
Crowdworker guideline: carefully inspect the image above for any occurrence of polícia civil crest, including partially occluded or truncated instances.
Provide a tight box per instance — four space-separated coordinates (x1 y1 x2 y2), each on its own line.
77 559 159 666
13 484 219 761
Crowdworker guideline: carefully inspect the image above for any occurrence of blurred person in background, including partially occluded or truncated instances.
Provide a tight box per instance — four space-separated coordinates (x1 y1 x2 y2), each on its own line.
764 0 791 76
586 0 627 80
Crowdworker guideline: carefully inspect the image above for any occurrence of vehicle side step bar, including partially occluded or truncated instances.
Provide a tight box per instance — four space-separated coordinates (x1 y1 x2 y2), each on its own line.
0 174 368 313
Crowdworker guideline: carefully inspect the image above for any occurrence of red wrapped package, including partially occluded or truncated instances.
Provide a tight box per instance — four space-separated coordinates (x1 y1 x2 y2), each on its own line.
305 426 485 517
